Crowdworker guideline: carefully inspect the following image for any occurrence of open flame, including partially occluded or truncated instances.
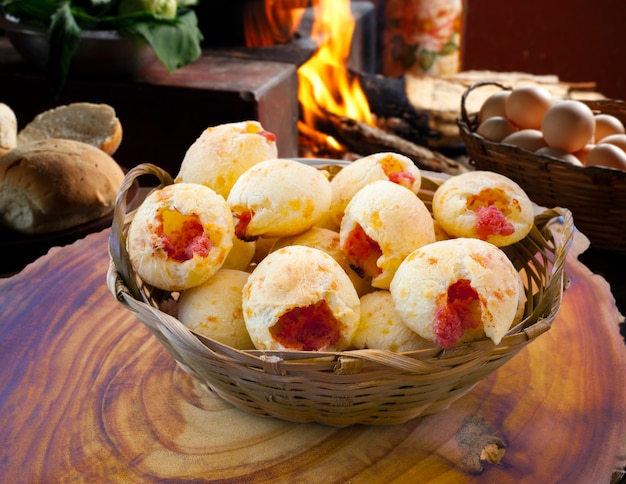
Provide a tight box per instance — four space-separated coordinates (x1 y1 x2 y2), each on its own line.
296 0 373 130
244 0 309 47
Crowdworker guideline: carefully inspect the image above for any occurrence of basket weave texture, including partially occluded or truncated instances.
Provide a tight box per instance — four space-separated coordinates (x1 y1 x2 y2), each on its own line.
107 162 573 427
458 81 626 254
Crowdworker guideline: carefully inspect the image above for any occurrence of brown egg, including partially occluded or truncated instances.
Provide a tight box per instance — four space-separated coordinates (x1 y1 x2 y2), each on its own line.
502 129 547 152
476 116 518 142
573 144 595 165
585 143 626 170
598 133 626 152
594 114 625 142
505 85 554 129
478 91 511 123
541 100 595 153
536 146 583 166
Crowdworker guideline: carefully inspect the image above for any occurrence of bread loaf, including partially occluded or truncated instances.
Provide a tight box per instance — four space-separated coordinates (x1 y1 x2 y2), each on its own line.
16 103 123 155
0 139 125 234
0 102 18 157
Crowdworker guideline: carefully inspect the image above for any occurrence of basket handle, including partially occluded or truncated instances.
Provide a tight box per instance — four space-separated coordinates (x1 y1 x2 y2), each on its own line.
108 163 174 301
459 81 512 128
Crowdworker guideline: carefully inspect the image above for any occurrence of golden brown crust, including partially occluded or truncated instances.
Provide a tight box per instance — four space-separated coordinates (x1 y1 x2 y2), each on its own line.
0 138 124 234
16 102 123 155
98 118 123 155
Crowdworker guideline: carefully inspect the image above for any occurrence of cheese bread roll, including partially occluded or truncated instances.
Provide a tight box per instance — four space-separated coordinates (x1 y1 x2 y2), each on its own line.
227 158 332 241
390 238 523 349
127 183 234 291
432 171 534 247
176 121 278 198
340 180 435 290
329 152 422 228
178 269 254 350
272 227 373 297
221 237 256 271
352 291 434 352
242 245 360 351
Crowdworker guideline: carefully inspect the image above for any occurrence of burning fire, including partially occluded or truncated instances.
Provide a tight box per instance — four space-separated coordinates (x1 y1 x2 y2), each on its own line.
244 0 309 47
297 0 373 130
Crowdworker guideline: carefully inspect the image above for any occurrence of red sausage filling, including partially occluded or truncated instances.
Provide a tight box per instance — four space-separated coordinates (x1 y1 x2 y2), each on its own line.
234 209 256 242
155 210 212 262
270 300 342 351
467 188 516 240
387 171 416 189
474 205 515 240
342 224 382 279
381 156 415 190
433 279 481 349
259 130 277 142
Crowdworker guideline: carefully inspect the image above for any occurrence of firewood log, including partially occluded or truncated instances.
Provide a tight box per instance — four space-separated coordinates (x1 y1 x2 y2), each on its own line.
321 110 468 175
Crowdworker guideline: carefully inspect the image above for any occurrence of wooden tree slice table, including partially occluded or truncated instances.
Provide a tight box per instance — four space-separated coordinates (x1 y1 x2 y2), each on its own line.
0 228 625 483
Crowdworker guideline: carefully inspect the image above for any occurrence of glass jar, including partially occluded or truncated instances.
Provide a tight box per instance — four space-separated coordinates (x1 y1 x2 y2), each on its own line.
382 0 465 77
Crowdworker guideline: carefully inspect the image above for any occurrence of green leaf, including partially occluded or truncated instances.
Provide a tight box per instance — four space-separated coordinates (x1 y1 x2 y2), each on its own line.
439 41 458 56
47 3 81 97
418 49 437 73
1 1 203 95
126 9 202 72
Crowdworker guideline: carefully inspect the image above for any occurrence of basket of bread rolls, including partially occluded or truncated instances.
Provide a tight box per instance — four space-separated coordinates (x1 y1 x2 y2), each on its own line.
458 81 626 255
107 121 573 427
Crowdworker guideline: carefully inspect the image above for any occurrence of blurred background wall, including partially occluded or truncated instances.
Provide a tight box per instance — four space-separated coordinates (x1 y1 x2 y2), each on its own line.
461 0 626 100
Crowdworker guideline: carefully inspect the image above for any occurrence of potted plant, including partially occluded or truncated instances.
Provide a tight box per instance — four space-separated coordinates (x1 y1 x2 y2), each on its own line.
0 0 203 95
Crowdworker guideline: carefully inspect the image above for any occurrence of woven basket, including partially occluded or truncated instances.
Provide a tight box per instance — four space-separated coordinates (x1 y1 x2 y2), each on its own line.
107 161 573 427
458 81 626 254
